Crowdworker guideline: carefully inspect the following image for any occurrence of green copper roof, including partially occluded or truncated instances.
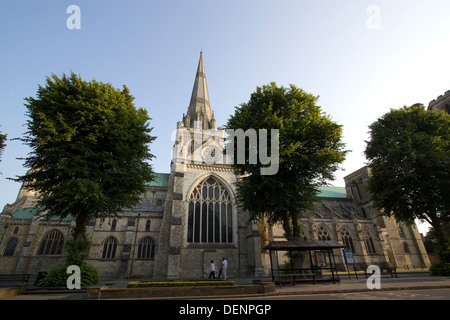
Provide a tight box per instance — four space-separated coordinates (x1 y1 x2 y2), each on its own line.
11 208 72 220
145 173 170 187
144 174 345 198
11 208 38 219
6 178 345 221
317 186 348 198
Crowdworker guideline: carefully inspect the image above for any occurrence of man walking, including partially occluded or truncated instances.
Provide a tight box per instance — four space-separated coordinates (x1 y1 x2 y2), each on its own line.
222 257 227 281
209 260 216 279
218 258 224 279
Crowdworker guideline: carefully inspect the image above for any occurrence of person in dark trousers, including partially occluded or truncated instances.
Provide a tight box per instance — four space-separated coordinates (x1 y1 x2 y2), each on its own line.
209 260 216 279
217 258 224 279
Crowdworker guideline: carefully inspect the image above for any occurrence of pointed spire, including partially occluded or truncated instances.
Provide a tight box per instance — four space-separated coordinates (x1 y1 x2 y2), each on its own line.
184 52 214 130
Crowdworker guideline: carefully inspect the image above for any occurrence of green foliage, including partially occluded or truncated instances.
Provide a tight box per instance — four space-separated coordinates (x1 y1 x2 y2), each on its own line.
12 72 156 260
64 238 91 266
423 223 450 256
365 105 450 262
435 237 450 264
365 105 449 224
0 127 6 169
281 250 309 270
13 72 156 224
430 261 450 276
226 83 347 240
127 280 236 288
37 263 100 287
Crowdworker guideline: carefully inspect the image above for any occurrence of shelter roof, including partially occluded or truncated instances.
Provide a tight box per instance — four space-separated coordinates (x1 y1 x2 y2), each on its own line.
264 240 345 251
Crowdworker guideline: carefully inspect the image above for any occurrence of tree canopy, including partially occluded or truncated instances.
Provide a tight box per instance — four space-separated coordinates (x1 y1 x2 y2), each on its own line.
0 127 6 170
365 104 449 262
226 83 348 240
13 72 156 242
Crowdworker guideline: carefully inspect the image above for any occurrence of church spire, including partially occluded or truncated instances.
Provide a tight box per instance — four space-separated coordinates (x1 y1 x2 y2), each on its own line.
183 52 214 130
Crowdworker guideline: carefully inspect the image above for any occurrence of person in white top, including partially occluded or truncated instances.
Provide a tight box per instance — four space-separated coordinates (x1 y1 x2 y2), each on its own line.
222 257 227 280
209 260 216 279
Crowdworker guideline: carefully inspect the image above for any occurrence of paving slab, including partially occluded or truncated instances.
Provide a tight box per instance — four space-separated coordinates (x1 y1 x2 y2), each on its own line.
1 271 449 300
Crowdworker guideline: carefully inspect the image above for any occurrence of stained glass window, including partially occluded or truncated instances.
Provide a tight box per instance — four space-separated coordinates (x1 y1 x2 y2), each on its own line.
187 177 233 243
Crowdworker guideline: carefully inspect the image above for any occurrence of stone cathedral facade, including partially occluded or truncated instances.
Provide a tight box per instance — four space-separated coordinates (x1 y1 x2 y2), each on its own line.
0 54 431 279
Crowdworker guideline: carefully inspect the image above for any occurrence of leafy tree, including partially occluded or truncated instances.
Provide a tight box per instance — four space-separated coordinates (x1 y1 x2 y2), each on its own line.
423 223 450 256
0 127 6 171
13 72 156 267
364 104 450 264
36 263 100 287
226 83 347 240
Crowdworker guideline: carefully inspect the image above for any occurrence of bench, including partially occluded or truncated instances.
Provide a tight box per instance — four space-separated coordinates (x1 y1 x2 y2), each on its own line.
380 267 398 278
274 267 340 285
0 274 31 285
364 266 397 278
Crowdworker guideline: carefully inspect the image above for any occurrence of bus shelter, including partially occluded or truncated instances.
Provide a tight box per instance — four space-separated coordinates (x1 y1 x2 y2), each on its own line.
264 240 346 285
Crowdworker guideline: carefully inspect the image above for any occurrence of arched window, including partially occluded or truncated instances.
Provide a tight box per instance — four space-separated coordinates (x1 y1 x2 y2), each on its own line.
317 226 331 241
38 230 64 255
110 219 117 231
360 207 367 218
364 235 376 254
340 229 355 253
352 179 363 200
300 226 308 241
13 227 19 234
399 227 406 238
102 237 118 260
351 181 363 200
187 177 233 243
4 237 18 256
137 236 156 259
403 242 410 254
145 220 151 232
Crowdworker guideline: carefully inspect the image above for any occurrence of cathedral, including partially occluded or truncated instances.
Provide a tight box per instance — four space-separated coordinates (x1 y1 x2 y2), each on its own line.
0 53 431 280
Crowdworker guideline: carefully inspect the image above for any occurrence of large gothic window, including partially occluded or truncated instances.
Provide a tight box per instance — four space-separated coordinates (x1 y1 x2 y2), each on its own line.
187 177 233 243
317 226 331 241
340 229 355 253
137 236 156 259
38 230 64 255
4 237 18 256
364 234 376 254
102 236 118 260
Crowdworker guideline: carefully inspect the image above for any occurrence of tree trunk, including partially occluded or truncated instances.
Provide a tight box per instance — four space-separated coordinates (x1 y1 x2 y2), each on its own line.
281 211 293 241
291 211 301 241
281 210 303 241
66 209 91 266
74 210 88 241
432 220 450 263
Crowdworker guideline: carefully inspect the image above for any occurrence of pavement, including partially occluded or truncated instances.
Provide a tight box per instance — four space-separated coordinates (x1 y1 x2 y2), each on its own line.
1 270 450 300
266 271 450 297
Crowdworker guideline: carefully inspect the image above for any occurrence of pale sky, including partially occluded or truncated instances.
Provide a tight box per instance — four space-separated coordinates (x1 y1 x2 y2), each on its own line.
1 0 449 234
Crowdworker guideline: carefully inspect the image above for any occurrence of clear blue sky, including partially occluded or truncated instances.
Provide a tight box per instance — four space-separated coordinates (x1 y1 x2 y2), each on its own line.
1 0 449 234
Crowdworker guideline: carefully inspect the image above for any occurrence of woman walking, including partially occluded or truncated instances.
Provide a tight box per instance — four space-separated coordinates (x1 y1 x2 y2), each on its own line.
209 260 216 279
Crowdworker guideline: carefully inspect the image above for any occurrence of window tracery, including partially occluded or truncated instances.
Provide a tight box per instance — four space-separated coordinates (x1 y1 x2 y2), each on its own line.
187 177 233 243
